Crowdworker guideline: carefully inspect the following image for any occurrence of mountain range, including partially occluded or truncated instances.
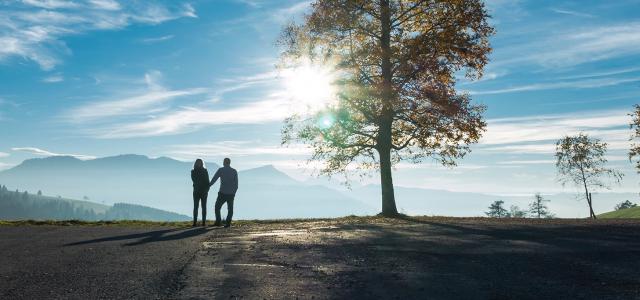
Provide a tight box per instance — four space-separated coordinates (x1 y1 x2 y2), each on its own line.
0 154 636 219
0 155 375 219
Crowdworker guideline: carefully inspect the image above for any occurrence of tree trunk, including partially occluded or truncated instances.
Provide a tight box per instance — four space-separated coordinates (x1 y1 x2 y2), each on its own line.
377 0 398 217
580 167 596 219
583 186 596 219
588 193 597 219
378 143 398 216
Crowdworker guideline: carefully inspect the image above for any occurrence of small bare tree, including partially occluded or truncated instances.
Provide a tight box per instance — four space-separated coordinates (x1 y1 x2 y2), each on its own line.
555 133 623 219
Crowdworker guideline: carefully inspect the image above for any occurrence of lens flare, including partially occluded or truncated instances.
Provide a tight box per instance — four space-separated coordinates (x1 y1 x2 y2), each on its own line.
317 114 335 129
283 61 337 113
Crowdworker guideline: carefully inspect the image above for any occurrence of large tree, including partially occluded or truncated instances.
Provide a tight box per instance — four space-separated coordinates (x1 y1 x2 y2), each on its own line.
279 0 494 216
555 133 623 219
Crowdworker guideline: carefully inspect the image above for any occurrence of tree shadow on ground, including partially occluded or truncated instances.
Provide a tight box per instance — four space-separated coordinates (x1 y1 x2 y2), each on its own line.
64 227 213 247
209 220 640 299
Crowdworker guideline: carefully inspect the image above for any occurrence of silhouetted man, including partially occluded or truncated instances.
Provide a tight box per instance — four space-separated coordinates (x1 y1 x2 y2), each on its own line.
210 158 238 228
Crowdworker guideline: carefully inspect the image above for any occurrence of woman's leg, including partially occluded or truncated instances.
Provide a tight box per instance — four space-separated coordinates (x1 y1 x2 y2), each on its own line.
192 191 199 226
201 193 208 226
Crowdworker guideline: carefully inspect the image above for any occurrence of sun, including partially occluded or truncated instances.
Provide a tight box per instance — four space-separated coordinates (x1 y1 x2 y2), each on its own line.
282 61 337 113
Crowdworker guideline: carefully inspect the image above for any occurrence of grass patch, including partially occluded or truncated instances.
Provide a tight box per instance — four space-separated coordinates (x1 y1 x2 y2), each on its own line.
598 206 640 219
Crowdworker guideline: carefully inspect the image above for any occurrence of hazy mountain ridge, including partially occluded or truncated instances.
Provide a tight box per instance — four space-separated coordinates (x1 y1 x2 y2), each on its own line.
0 155 374 219
1 154 634 219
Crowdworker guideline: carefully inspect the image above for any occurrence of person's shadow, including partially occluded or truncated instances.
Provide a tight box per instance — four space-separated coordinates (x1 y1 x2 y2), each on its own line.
64 227 213 247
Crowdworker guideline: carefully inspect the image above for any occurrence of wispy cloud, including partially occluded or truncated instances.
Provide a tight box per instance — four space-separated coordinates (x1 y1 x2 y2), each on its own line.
139 34 175 44
550 8 594 18
65 71 209 122
65 69 292 138
210 1 311 36
469 76 640 95
42 73 63 83
95 93 291 138
481 144 556 154
556 66 640 80
68 89 208 122
0 152 9 158
498 159 556 165
231 0 267 8
543 23 639 68
168 141 312 159
211 70 279 100
395 162 488 170
270 1 311 23
479 109 632 155
182 3 197 18
22 0 79 9
484 0 526 21
89 0 121 11
483 110 630 145
11 147 96 160
0 1 197 69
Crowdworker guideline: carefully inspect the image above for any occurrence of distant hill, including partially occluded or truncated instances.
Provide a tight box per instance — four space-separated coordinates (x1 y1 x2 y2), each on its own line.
0 185 189 221
2 154 634 218
598 206 640 219
104 203 190 221
0 155 374 218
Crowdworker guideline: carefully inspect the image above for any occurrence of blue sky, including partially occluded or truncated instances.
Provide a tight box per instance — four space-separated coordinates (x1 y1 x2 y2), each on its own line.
1 0 640 197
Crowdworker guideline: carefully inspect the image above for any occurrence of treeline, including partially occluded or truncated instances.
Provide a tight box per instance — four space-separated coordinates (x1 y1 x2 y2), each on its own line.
486 193 554 219
0 185 100 220
485 194 639 218
0 185 189 221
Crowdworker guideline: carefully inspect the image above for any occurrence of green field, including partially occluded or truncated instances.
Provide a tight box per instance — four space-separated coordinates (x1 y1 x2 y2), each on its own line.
598 206 640 219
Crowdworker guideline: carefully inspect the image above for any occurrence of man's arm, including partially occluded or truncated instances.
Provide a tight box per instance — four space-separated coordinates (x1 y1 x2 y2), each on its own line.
210 168 221 186
233 171 238 194
233 170 238 193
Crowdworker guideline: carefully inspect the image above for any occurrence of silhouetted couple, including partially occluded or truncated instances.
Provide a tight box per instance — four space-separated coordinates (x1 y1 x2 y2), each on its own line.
191 158 238 228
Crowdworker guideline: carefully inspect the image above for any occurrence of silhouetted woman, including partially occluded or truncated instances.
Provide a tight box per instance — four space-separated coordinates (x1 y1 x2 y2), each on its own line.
191 159 210 227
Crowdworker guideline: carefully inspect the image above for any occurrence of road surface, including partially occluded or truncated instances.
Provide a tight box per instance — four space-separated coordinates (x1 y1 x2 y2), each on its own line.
1 218 639 299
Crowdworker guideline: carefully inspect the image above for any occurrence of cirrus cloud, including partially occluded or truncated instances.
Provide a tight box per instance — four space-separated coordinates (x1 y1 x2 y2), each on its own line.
11 146 96 160
0 1 197 70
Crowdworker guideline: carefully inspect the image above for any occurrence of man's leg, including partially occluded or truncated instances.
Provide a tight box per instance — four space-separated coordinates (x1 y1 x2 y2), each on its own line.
214 192 225 226
201 193 208 226
225 194 234 227
192 191 199 226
